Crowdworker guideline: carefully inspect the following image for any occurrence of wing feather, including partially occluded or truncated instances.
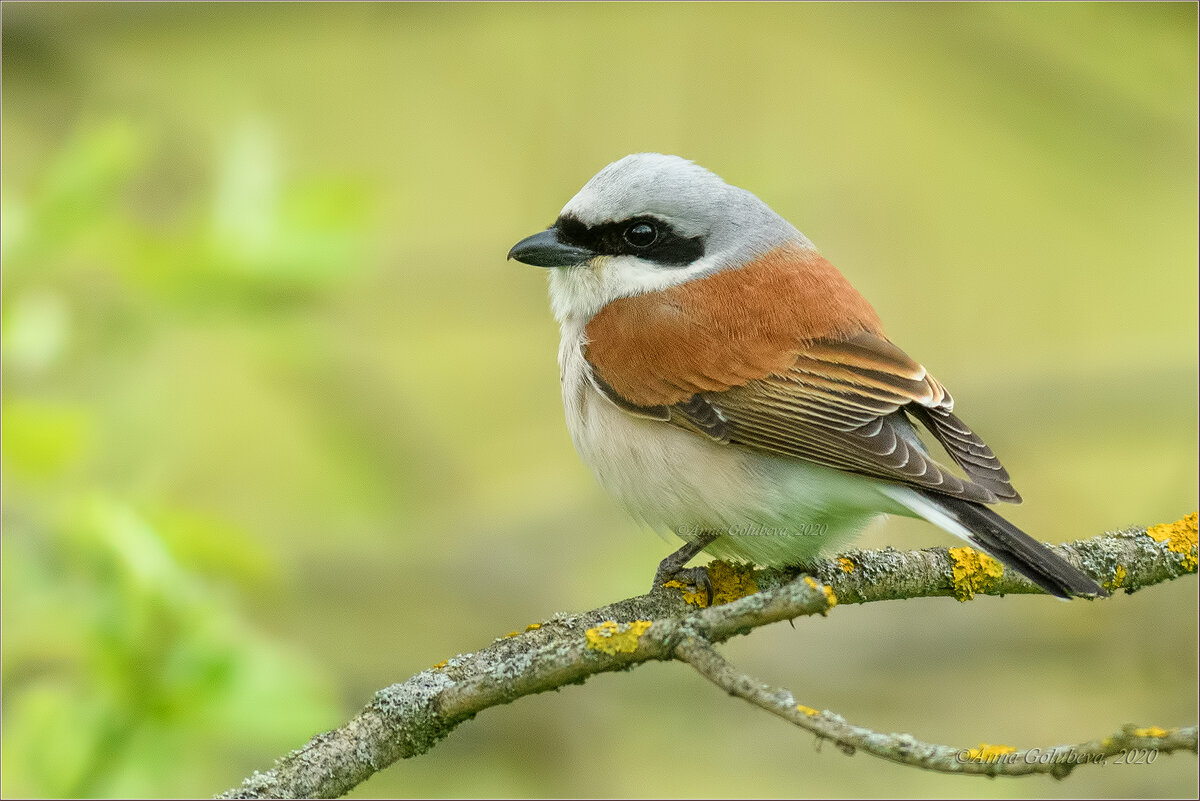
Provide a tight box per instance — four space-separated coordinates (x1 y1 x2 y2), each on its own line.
587 330 1020 504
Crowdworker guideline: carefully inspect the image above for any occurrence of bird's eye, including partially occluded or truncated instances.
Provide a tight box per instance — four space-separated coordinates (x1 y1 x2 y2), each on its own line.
623 222 658 248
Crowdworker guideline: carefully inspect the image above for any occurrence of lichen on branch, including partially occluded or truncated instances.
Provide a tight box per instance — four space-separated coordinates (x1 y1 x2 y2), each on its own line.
218 514 1198 800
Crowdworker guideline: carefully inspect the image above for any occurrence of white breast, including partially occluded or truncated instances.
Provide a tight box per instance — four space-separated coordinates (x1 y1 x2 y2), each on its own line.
556 319 896 565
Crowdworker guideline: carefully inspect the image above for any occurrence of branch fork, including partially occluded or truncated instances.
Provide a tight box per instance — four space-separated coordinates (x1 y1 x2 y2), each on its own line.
219 515 1198 798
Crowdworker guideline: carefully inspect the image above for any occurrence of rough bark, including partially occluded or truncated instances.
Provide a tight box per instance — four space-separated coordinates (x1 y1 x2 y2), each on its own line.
218 516 1198 799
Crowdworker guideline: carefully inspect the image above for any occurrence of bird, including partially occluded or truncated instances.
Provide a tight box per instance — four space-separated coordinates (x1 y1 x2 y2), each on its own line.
507 153 1106 600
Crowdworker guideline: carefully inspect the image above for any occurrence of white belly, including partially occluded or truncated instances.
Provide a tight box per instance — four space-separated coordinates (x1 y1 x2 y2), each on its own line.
557 324 902 566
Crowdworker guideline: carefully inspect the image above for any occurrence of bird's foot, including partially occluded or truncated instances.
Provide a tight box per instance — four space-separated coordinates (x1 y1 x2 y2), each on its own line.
652 533 719 606
658 566 714 607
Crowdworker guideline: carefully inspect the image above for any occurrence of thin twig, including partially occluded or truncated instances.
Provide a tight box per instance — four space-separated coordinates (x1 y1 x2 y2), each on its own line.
674 635 1198 778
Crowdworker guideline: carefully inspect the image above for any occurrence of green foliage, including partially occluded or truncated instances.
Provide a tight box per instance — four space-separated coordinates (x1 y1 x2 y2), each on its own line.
2 115 363 797
2 496 336 797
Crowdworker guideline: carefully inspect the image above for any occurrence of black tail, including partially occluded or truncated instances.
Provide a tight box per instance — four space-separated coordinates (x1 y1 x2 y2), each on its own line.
925 493 1108 599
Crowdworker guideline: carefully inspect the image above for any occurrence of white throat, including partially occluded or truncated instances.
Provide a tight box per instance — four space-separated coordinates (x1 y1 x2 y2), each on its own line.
547 254 723 325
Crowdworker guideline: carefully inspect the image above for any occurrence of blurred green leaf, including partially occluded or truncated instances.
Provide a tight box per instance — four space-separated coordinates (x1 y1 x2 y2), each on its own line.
1 400 91 479
1 497 338 797
0 288 71 375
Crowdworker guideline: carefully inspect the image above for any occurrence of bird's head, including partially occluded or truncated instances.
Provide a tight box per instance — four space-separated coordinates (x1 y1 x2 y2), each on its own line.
508 153 810 323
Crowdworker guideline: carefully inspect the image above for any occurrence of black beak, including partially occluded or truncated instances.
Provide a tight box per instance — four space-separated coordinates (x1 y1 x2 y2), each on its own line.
507 228 597 268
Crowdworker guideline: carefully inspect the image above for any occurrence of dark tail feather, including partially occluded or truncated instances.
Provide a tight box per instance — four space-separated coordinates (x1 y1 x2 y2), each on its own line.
923 493 1108 599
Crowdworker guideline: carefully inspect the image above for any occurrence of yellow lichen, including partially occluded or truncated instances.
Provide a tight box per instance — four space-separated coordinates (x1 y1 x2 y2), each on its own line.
796 704 820 717
1146 512 1198 572
965 743 1017 761
837 556 855 573
431 660 448 670
662 579 705 607
502 630 520 639
948 546 1005 601
803 576 838 611
1132 726 1171 738
525 623 542 631
1108 565 1127 590
708 560 759 605
664 561 758 608
584 620 652 655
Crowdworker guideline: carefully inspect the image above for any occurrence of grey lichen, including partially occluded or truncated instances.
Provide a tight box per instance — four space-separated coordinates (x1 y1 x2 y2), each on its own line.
218 519 1197 799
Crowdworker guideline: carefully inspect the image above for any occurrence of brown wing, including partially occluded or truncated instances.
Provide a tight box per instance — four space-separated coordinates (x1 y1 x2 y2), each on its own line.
588 331 1021 505
581 245 1019 504
582 245 887 407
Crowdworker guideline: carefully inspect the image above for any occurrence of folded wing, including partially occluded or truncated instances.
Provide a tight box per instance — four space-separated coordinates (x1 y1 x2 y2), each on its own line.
676 333 1018 503
581 246 1020 505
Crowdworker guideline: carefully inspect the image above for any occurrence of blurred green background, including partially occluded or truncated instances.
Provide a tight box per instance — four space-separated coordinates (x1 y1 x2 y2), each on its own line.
2 2 1197 798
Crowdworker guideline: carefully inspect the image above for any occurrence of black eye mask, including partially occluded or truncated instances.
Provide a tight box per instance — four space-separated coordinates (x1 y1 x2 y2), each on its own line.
555 214 706 267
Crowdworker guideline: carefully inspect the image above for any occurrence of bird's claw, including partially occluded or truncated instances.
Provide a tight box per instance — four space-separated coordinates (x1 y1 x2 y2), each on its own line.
652 535 718 606
656 565 714 607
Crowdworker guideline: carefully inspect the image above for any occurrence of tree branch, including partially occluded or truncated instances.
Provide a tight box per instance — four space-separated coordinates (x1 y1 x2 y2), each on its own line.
217 515 1197 799
674 636 1197 778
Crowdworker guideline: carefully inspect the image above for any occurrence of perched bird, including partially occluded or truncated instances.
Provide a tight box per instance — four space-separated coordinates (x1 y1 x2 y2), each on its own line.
508 153 1105 599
